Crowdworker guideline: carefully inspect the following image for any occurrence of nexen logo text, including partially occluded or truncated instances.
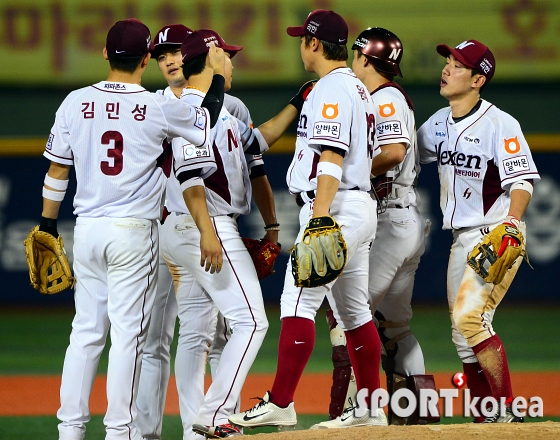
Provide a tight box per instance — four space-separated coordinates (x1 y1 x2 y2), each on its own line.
436 142 481 169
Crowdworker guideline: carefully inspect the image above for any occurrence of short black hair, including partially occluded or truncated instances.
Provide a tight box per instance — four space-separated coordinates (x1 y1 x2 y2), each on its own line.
304 35 348 62
471 68 487 94
107 54 145 74
182 53 207 80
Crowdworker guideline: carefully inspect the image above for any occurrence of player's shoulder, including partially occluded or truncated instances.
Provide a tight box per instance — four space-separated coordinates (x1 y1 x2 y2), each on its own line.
423 107 450 128
482 100 522 129
224 93 250 121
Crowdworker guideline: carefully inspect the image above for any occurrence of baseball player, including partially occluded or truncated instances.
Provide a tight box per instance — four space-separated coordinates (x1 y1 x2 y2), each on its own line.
229 9 388 430
322 28 437 425
417 40 539 422
40 19 227 440
136 24 299 439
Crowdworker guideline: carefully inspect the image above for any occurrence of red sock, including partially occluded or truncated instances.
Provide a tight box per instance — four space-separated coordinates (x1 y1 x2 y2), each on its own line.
345 320 382 407
463 362 493 422
472 335 513 404
270 317 315 407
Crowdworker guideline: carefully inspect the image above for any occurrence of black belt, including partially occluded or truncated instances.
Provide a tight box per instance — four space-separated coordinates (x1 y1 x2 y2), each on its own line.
295 190 316 208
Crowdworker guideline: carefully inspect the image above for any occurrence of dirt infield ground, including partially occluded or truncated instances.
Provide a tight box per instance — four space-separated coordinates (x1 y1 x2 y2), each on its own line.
1 372 558 417
248 422 560 440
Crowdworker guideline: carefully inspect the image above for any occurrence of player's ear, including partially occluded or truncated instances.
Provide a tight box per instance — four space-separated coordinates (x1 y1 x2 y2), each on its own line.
472 74 486 90
140 52 151 68
103 47 109 61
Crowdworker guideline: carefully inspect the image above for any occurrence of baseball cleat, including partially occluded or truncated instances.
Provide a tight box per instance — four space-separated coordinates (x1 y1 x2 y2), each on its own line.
310 405 388 429
192 423 242 438
228 391 297 428
483 404 524 423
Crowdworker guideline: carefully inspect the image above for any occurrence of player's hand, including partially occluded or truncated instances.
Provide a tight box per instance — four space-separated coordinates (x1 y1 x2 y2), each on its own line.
200 231 223 274
208 44 225 76
289 80 316 112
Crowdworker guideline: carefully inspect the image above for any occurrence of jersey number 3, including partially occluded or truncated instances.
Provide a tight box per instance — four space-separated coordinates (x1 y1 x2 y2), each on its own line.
100 131 124 176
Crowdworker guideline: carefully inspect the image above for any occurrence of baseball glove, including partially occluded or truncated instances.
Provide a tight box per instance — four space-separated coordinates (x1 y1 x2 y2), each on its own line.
467 223 525 285
290 216 347 288
24 226 75 294
242 237 282 280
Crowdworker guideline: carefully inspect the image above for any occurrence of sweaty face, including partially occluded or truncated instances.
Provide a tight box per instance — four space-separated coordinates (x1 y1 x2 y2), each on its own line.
440 54 482 100
224 53 233 92
157 47 186 88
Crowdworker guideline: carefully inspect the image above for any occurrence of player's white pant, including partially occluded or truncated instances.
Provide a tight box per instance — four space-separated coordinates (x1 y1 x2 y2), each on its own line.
281 191 376 330
161 213 268 427
57 217 158 440
447 221 526 362
369 206 430 375
136 248 177 439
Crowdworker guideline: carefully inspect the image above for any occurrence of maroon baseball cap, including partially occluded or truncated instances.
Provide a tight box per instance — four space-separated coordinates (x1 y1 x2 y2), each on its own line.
106 19 151 57
181 29 243 62
151 24 193 57
287 9 348 45
437 40 496 83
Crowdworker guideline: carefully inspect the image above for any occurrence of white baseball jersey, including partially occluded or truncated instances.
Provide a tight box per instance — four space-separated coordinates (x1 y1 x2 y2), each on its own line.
287 68 377 194
224 94 267 174
417 99 540 229
372 83 420 208
45 81 210 220
166 89 251 217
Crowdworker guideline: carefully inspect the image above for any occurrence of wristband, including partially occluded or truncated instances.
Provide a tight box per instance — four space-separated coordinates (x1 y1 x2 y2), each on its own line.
43 187 66 201
317 162 343 181
510 180 533 197
264 223 280 231
44 174 69 191
39 216 58 237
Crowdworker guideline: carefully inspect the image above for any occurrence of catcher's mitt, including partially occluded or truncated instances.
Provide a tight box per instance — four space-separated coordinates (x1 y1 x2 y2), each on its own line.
467 223 525 285
24 226 75 294
290 216 348 288
242 237 282 280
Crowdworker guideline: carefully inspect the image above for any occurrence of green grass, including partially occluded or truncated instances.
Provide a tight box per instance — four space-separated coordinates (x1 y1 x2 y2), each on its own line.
1 414 559 440
0 305 558 375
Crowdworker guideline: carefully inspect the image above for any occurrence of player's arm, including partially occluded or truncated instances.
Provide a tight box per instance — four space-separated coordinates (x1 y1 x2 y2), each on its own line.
250 171 279 244
371 143 407 176
256 105 298 147
312 149 344 218
181 183 223 273
200 45 226 128
41 162 71 236
508 186 532 221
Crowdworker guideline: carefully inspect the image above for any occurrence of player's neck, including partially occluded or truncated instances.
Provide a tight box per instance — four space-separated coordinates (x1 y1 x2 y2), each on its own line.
362 73 391 94
315 60 347 78
170 84 186 99
448 93 481 119
106 70 143 85
186 69 212 94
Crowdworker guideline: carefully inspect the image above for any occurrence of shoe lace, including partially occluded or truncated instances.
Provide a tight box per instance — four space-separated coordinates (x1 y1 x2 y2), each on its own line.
339 397 356 418
245 395 268 414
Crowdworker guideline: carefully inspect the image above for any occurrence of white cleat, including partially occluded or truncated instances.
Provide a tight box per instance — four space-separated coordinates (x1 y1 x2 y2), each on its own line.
228 391 297 428
310 405 388 429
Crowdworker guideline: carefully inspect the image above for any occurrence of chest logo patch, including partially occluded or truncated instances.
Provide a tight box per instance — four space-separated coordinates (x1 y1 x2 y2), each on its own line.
322 103 339 119
378 102 396 117
504 136 521 154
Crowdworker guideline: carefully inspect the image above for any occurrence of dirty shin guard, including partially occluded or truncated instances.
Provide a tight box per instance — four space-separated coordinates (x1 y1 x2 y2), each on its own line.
463 361 493 422
325 309 352 419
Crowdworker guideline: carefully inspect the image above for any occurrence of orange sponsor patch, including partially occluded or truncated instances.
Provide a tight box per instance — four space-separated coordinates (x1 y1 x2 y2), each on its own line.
504 136 521 154
378 102 396 117
322 103 339 119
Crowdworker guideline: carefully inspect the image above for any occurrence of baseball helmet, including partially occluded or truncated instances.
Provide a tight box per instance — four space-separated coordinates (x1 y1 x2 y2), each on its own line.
352 27 403 77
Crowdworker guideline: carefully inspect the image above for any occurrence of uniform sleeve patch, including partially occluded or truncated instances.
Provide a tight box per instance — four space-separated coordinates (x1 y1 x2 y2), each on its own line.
194 108 207 130
183 143 210 159
378 102 396 117
376 120 402 137
321 103 339 119
313 121 340 139
502 155 529 175
46 133 54 150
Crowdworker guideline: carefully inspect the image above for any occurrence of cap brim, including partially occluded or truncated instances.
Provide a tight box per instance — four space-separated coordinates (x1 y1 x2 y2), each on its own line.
287 26 306 37
436 44 475 69
150 42 181 57
223 44 243 58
